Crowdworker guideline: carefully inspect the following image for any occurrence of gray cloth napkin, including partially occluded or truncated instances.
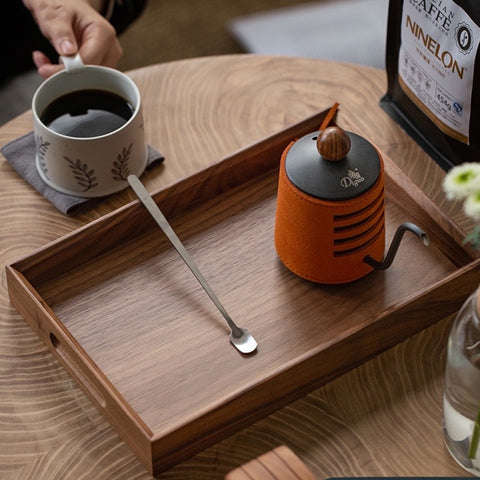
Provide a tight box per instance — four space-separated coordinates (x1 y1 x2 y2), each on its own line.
1 131 164 215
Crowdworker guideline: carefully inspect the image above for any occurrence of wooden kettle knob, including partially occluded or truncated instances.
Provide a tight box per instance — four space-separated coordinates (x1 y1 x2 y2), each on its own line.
316 126 351 162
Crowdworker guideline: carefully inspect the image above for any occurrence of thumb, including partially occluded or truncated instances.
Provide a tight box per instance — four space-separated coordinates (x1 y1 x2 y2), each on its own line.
37 14 79 57
55 38 77 57
23 0 79 57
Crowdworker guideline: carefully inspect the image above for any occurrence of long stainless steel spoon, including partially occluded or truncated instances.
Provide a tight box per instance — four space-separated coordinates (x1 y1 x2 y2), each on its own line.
128 175 257 354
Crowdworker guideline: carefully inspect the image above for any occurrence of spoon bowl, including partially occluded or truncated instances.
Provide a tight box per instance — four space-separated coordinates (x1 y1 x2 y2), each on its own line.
229 328 258 354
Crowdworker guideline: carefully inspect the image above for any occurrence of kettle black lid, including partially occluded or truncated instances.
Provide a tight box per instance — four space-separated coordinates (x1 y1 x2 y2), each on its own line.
285 127 382 201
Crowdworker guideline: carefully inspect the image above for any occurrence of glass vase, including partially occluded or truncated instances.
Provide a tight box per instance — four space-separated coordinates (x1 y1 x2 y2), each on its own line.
444 287 480 475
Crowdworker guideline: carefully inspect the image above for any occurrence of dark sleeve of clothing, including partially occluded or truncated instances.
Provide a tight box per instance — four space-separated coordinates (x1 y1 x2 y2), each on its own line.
1 2 54 81
108 0 147 34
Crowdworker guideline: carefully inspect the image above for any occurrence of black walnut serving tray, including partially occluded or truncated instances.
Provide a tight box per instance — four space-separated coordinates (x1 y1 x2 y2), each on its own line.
7 109 480 476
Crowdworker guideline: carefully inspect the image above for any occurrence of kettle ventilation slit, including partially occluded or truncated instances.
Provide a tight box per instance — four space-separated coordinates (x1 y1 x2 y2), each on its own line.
334 213 385 247
333 224 385 257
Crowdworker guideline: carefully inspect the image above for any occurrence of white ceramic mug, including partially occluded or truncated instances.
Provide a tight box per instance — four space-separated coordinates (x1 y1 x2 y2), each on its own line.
32 54 147 198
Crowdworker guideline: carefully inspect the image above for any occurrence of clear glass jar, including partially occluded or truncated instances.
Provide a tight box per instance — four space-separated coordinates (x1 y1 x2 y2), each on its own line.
444 287 480 475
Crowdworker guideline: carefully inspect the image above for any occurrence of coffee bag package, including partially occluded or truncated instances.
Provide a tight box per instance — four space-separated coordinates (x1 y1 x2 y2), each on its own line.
381 0 480 170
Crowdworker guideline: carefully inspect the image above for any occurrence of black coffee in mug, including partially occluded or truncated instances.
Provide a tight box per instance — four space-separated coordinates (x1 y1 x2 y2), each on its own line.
41 89 134 138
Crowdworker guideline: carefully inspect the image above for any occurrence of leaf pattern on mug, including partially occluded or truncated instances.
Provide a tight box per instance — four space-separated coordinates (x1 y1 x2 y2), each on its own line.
111 143 133 181
36 135 50 179
64 156 98 192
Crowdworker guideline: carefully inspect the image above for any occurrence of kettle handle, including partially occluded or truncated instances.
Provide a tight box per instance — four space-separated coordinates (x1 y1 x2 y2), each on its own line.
363 222 430 270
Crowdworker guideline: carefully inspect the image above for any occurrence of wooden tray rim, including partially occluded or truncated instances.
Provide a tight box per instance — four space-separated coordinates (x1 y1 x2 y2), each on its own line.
7 108 480 474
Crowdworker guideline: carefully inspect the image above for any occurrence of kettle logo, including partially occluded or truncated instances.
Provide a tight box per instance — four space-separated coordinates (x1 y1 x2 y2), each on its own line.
340 168 365 188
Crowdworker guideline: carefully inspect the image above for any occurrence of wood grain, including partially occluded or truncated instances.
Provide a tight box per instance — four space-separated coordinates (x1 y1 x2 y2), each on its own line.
6 117 480 474
225 445 317 480
0 55 475 479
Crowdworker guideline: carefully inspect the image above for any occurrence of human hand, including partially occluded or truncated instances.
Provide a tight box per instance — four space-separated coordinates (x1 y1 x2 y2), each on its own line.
23 0 123 78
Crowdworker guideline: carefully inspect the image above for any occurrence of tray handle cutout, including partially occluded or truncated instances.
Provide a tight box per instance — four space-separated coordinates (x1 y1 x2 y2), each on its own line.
49 332 107 409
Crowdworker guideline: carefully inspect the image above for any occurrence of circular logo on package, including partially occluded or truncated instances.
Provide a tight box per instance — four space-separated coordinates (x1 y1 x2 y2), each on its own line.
456 22 474 54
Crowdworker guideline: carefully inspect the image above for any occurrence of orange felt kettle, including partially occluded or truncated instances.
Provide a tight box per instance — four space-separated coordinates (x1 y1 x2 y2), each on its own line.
274 125 430 284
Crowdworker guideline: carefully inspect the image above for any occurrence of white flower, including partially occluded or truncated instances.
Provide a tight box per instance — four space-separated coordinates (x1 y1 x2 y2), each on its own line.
464 192 480 220
443 162 480 200
443 162 480 248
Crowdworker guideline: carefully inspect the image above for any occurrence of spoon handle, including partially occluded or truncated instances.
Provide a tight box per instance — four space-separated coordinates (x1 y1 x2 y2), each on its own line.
127 175 242 337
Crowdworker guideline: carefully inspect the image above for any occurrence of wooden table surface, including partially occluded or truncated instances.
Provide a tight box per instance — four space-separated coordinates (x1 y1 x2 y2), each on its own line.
0 54 474 479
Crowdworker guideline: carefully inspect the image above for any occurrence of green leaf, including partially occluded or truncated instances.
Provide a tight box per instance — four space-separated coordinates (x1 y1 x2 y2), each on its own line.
470 402 480 458
463 225 480 250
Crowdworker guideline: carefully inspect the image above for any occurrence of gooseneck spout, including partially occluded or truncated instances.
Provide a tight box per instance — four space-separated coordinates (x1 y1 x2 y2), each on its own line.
363 222 430 271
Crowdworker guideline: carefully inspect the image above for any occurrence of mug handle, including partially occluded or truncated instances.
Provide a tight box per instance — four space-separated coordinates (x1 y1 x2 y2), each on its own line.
60 53 85 72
